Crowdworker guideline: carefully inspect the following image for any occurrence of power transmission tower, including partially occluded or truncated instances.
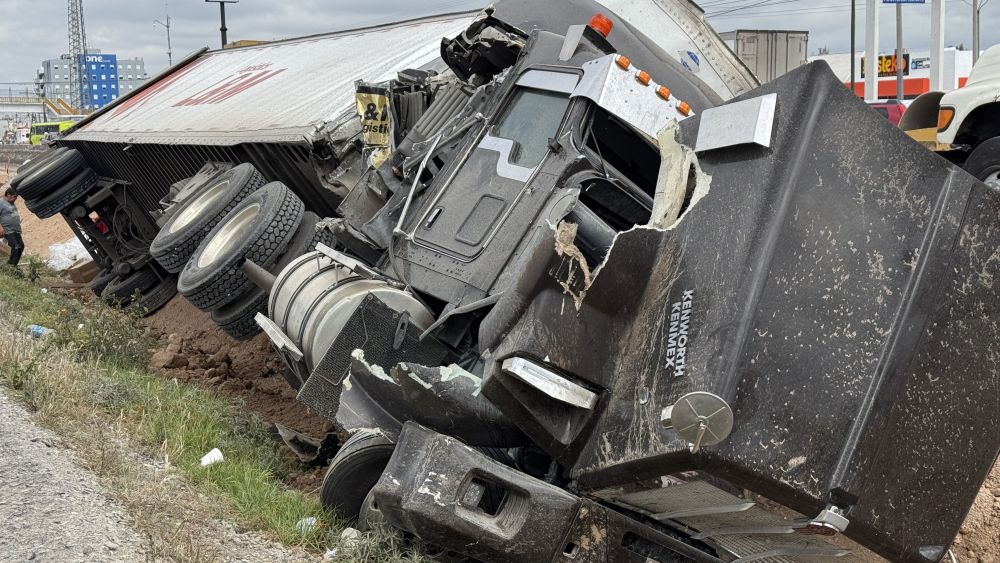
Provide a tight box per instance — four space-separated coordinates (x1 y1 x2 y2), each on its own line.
67 0 90 112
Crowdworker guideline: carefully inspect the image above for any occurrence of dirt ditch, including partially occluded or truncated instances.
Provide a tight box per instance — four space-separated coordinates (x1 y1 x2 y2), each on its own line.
142 296 329 490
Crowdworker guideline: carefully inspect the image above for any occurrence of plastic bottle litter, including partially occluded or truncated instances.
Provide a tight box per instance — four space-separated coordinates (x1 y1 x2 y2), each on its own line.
27 325 54 339
199 448 224 467
296 516 318 534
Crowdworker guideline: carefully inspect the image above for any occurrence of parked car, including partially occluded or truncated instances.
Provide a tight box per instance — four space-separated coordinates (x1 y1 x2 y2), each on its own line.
867 99 906 126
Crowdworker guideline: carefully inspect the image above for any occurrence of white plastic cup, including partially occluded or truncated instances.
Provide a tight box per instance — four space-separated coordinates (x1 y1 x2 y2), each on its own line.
199 448 224 467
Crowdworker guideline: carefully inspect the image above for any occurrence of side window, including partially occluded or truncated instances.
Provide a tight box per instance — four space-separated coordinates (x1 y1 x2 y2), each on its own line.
494 88 570 168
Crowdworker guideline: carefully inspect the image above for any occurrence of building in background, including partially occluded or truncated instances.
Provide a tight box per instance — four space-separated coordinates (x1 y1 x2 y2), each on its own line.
810 48 973 101
35 50 148 111
720 29 809 83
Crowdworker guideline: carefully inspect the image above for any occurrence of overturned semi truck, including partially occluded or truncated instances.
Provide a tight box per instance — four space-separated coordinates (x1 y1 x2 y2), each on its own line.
8 1 999 562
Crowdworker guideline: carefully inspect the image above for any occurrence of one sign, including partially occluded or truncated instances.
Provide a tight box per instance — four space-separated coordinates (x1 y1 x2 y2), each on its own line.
861 54 910 78
882 0 925 4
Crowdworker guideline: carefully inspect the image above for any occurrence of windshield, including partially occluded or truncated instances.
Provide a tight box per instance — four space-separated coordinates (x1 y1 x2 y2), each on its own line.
494 87 570 168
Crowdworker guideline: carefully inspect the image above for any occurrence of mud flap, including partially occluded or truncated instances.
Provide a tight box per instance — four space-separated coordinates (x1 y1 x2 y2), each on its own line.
373 422 723 563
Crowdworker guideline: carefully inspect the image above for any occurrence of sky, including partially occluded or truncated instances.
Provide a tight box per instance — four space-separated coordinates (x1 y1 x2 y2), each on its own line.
0 0 997 93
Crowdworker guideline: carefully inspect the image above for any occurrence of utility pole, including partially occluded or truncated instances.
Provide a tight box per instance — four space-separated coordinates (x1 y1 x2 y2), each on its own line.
205 0 238 49
931 0 944 91
851 0 857 95
864 0 879 101
154 3 173 67
973 0 981 64
896 3 904 101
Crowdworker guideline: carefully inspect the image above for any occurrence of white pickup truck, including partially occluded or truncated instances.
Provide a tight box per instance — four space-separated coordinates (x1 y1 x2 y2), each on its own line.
902 44 1000 186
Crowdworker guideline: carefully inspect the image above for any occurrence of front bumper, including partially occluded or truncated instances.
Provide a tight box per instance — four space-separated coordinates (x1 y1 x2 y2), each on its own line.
373 422 723 563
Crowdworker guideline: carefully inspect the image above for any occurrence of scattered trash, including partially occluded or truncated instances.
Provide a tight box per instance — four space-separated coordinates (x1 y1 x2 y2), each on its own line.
295 516 318 534
77 323 85 330
199 447 224 467
45 237 89 271
323 548 338 560
340 527 360 545
40 288 48 294
27 324 54 339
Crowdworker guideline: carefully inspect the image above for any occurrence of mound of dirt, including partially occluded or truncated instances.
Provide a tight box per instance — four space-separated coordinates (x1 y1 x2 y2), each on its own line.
143 295 332 437
952 460 1000 561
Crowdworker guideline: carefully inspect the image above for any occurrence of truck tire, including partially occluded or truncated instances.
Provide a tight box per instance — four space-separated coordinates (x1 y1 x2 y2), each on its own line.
276 212 338 268
320 431 396 522
211 289 267 340
89 268 117 297
178 182 304 311
15 149 86 202
963 136 1000 189
102 267 161 306
150 163 267 273
25 168 98 219
134 276 178 317
208 212 332 341
10 148 68 191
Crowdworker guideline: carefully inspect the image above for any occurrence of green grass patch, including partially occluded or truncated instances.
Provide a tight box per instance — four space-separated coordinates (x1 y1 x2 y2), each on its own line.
0 270 331 549
0 258 152 368
0 268 439 561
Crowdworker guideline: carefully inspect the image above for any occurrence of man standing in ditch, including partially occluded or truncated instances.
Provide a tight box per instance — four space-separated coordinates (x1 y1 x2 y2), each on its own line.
0 187 25 268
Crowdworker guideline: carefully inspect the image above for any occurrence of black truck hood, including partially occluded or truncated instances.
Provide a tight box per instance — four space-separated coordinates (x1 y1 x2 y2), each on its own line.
480 62 1000 561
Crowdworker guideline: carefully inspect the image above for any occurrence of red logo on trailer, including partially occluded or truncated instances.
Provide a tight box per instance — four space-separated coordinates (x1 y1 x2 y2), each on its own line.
173 63 286 106
108 55 212 120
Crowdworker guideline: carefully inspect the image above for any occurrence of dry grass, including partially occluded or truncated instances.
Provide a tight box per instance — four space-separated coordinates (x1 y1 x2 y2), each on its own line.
0 269 438 562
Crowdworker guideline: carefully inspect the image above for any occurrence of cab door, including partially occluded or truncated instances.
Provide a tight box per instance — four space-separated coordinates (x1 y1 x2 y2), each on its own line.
411 70 578 261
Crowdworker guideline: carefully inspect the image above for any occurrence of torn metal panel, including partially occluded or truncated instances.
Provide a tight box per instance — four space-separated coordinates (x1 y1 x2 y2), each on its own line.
292 292 526 446
651 120 711 228
480 62 1000 562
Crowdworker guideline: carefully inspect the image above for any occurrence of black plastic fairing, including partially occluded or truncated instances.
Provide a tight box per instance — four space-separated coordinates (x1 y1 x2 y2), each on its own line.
481 62 1000 562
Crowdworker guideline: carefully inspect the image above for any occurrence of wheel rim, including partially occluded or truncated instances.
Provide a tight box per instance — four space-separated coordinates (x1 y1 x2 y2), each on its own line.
168 178 231 234
197 203 260 268
357 488 385 532
982 170 1000 190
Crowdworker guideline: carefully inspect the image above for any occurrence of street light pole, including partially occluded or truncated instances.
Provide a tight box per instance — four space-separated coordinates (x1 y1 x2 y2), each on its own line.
205 0 238 49
973 0 981 64
896 3 904 101
153 3 173 67
851 0 857 95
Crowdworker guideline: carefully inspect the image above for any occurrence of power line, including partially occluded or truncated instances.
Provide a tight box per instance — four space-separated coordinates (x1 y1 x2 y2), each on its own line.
707 0 805 17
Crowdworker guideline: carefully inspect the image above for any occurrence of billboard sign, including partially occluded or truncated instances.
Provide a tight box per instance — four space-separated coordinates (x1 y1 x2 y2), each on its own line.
861 54 910 78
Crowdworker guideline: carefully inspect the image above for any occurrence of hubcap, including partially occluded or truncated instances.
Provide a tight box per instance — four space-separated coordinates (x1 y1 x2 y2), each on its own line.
168 179 231 234
983 170 1000 191
197 203 260 268
358 488 384 532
